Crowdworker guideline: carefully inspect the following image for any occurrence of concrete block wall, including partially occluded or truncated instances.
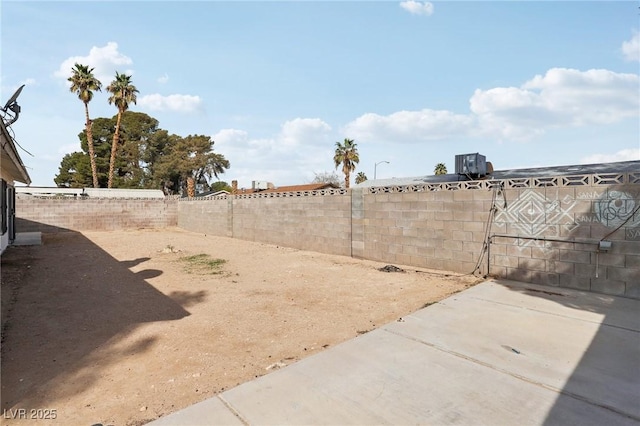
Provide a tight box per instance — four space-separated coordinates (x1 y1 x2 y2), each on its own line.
16 195 177 232
231 194 352 256
358 188 495 274
490 184 640 298
177 197 232 237
15 174 639 299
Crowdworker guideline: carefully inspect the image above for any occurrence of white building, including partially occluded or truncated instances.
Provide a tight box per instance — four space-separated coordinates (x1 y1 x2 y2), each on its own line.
1 118 31 254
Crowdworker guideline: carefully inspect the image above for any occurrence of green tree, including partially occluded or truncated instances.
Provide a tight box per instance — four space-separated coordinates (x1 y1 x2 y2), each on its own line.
434 163 448 175
154 134 230 195
355 171 368 184
55 117 115 188
106 72 139 188
68 63 102 188
117 112 161 188
54 114 232 192
333 138 360 189
55 113 161 189
210 181 233 193
54 152 93 188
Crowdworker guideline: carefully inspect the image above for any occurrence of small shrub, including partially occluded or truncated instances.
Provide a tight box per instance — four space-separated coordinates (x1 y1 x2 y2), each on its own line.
180 254 226 275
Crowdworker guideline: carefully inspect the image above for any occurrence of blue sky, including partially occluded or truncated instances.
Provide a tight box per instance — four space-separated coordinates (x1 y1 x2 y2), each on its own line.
2 1 639 188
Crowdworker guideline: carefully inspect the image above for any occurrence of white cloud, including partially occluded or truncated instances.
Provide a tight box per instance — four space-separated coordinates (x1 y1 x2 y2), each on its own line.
622 32 640 62
57 143 80 155
212 118 333 186
399 1 434 16
344 109 474 143
280 118 331 147
157 73 169 84
470 68 639 140
137 93 203 113
580 148 640 164
54 42 133 86
213 128 249 145
344 68 638 144
20 78 37 87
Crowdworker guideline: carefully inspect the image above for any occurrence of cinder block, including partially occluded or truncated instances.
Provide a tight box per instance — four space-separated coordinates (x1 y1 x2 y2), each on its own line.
453 190 474 201
506 244 532 258
505 267 533 282
443 240 463 251
453 210 473 221
462 241 483 253
559 249 590 264
494 255 518 268
518 257 546 272
394 253 412 265
463 221 485 232
574 263 597 278
530 272 560 287
436 210 454 221
472 189 496 201
452 230 472 241
531 247 558 260
590 277 626 296
424 257 444 270
626 254 640 268
625 281 640 299
607 266 640 283
489 265 507 278
592 252 625 267
489 243 506 256
558 274 590 291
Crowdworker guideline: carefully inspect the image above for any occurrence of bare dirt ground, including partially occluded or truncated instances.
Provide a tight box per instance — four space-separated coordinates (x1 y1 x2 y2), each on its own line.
1 228 481 426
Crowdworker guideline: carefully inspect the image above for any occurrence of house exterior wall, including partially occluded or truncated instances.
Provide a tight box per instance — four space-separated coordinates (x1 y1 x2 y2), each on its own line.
1 180 15 254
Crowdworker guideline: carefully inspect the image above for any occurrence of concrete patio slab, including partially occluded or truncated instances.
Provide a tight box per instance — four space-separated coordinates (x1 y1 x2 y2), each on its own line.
148 279 640 426
149 395 243 426
12 232 41 246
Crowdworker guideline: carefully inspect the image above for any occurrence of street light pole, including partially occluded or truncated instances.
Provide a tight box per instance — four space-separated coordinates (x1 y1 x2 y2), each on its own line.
374 161 390 180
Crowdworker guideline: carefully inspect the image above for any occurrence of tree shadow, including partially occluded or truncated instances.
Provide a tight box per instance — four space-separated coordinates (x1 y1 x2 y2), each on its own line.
169 290 208 308
0 219 206 413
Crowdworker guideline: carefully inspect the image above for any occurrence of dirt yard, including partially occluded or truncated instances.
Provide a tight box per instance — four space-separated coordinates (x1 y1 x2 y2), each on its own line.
1 228 481 426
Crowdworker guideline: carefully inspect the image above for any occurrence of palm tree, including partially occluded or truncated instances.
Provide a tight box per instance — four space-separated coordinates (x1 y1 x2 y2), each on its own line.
434 162 448 175
333 138 360 189
106 72 139 188
68 63 102 188
355 171 368 184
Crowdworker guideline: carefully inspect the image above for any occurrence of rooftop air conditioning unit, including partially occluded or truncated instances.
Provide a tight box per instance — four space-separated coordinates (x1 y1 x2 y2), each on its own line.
455 153 487 178
255 181 269 190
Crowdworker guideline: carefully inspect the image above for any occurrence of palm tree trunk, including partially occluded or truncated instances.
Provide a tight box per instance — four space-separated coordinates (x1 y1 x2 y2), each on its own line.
108 109 123 188
343 164 350 189
84 103 99 188
187 177 196 198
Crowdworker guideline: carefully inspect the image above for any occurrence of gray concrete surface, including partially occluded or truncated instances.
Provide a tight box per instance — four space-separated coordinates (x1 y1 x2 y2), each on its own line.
148 279 640 425
12 232 41 246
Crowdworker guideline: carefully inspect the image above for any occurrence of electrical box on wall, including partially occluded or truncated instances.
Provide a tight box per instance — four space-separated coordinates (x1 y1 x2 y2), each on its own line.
599 240 612 252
